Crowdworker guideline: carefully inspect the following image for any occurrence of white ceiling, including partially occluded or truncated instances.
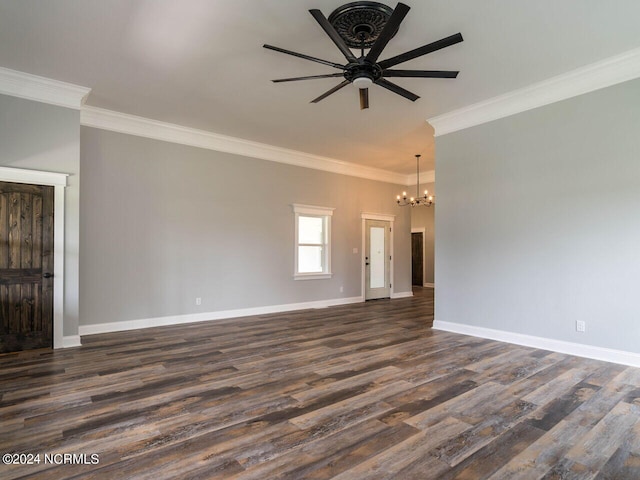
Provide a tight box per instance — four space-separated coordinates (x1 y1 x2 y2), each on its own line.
0 0 639 174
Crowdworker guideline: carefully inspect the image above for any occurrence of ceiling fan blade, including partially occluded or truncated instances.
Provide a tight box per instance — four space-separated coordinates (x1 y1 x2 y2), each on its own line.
311 80 351 103
263 44 345 70
377 33 464 70
375 78 419 102
365 2 410 63
272 73 345 83
383 69 459 78
359 88 369 110
309 9 358 63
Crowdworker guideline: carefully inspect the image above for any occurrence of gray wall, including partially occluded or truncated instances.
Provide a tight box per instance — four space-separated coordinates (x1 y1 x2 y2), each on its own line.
435 78 640 353
80 127 411 326
411 181 435 285
0 94 80 337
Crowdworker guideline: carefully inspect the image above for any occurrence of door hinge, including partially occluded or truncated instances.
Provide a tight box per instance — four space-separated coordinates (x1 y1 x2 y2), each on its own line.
390 283 392 288
389 255 392 260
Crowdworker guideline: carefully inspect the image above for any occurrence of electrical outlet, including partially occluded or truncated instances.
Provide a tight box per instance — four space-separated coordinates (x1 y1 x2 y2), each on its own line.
576 320 586 332
195 297 202 306
340 286 344 293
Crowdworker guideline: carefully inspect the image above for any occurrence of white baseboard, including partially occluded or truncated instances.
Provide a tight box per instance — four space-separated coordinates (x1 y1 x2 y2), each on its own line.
61 335 82 348
423 283 435 288
391 291 414 299
433 320 640 368
79 296 364 336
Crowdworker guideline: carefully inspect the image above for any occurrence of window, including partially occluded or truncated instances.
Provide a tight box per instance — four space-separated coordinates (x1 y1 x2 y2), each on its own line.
292 204 334 280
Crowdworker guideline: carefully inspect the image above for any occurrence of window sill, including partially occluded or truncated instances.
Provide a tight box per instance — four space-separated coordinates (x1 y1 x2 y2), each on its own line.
294 273 333 281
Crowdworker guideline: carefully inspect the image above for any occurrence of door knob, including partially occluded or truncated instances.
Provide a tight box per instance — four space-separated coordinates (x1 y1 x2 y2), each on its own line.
43 273 53 278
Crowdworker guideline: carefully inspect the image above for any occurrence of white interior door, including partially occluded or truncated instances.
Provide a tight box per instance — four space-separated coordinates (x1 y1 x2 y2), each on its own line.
365 219 390 300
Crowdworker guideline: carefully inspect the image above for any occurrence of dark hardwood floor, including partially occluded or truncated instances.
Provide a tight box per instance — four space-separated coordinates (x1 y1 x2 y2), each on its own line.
1 287 640 479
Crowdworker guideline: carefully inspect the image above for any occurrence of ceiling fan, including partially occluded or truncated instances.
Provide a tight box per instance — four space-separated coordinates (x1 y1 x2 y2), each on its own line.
263 1 463 110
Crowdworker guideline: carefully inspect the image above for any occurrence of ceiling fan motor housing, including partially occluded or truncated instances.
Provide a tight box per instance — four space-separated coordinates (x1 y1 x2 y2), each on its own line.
345 62 382 87
328 1 397 48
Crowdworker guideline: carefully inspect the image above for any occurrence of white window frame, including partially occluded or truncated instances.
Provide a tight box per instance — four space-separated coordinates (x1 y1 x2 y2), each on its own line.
292 204 334 280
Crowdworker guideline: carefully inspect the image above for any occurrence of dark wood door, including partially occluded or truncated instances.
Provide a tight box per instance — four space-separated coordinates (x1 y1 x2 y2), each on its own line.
411 232 423 286
0 181 54 353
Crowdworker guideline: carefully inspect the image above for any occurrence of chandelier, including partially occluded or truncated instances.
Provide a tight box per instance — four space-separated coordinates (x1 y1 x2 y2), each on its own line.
396 154 434 207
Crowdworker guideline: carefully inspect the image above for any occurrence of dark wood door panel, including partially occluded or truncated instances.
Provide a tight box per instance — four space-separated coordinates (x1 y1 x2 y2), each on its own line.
0 181 53 353
0 268 44 284
411 232 424 286
0 182 43 194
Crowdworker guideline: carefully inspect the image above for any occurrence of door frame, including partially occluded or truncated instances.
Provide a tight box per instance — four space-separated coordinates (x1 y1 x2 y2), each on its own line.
411 227 426 287
361 212 395 300
0 167 68 349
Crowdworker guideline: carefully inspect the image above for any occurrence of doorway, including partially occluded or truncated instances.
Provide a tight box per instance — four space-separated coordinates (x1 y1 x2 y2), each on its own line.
0 181 55 353
411 231 424 286
364 218 391 300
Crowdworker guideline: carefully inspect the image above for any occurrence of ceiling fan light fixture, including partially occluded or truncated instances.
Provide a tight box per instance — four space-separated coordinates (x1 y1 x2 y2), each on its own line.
353 75 373 89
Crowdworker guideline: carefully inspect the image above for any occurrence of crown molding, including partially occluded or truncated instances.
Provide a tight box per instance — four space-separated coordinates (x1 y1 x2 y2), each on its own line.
0 67 91 110
81 106 411 185
428 46 640 137
0 68 418 184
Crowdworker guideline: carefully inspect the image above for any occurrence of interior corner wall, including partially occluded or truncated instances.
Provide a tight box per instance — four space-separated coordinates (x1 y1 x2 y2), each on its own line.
411 181 435 285
79 127 412 328
0 94 81 338
435 78 640 354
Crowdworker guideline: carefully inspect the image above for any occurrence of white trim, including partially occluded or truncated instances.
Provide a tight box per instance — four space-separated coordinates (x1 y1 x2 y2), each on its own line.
0 167 68 187
81 105 411 185
361 213 395 300
428 46 640 137
423 282 435 288
52 185 66 349
360 212 395 222
0 67 91 110
79 296 364 336
294 273 333 281
433 320 640 368
62 335 82 348
292 204 335 216
391 291 413 299
0 167 70 349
